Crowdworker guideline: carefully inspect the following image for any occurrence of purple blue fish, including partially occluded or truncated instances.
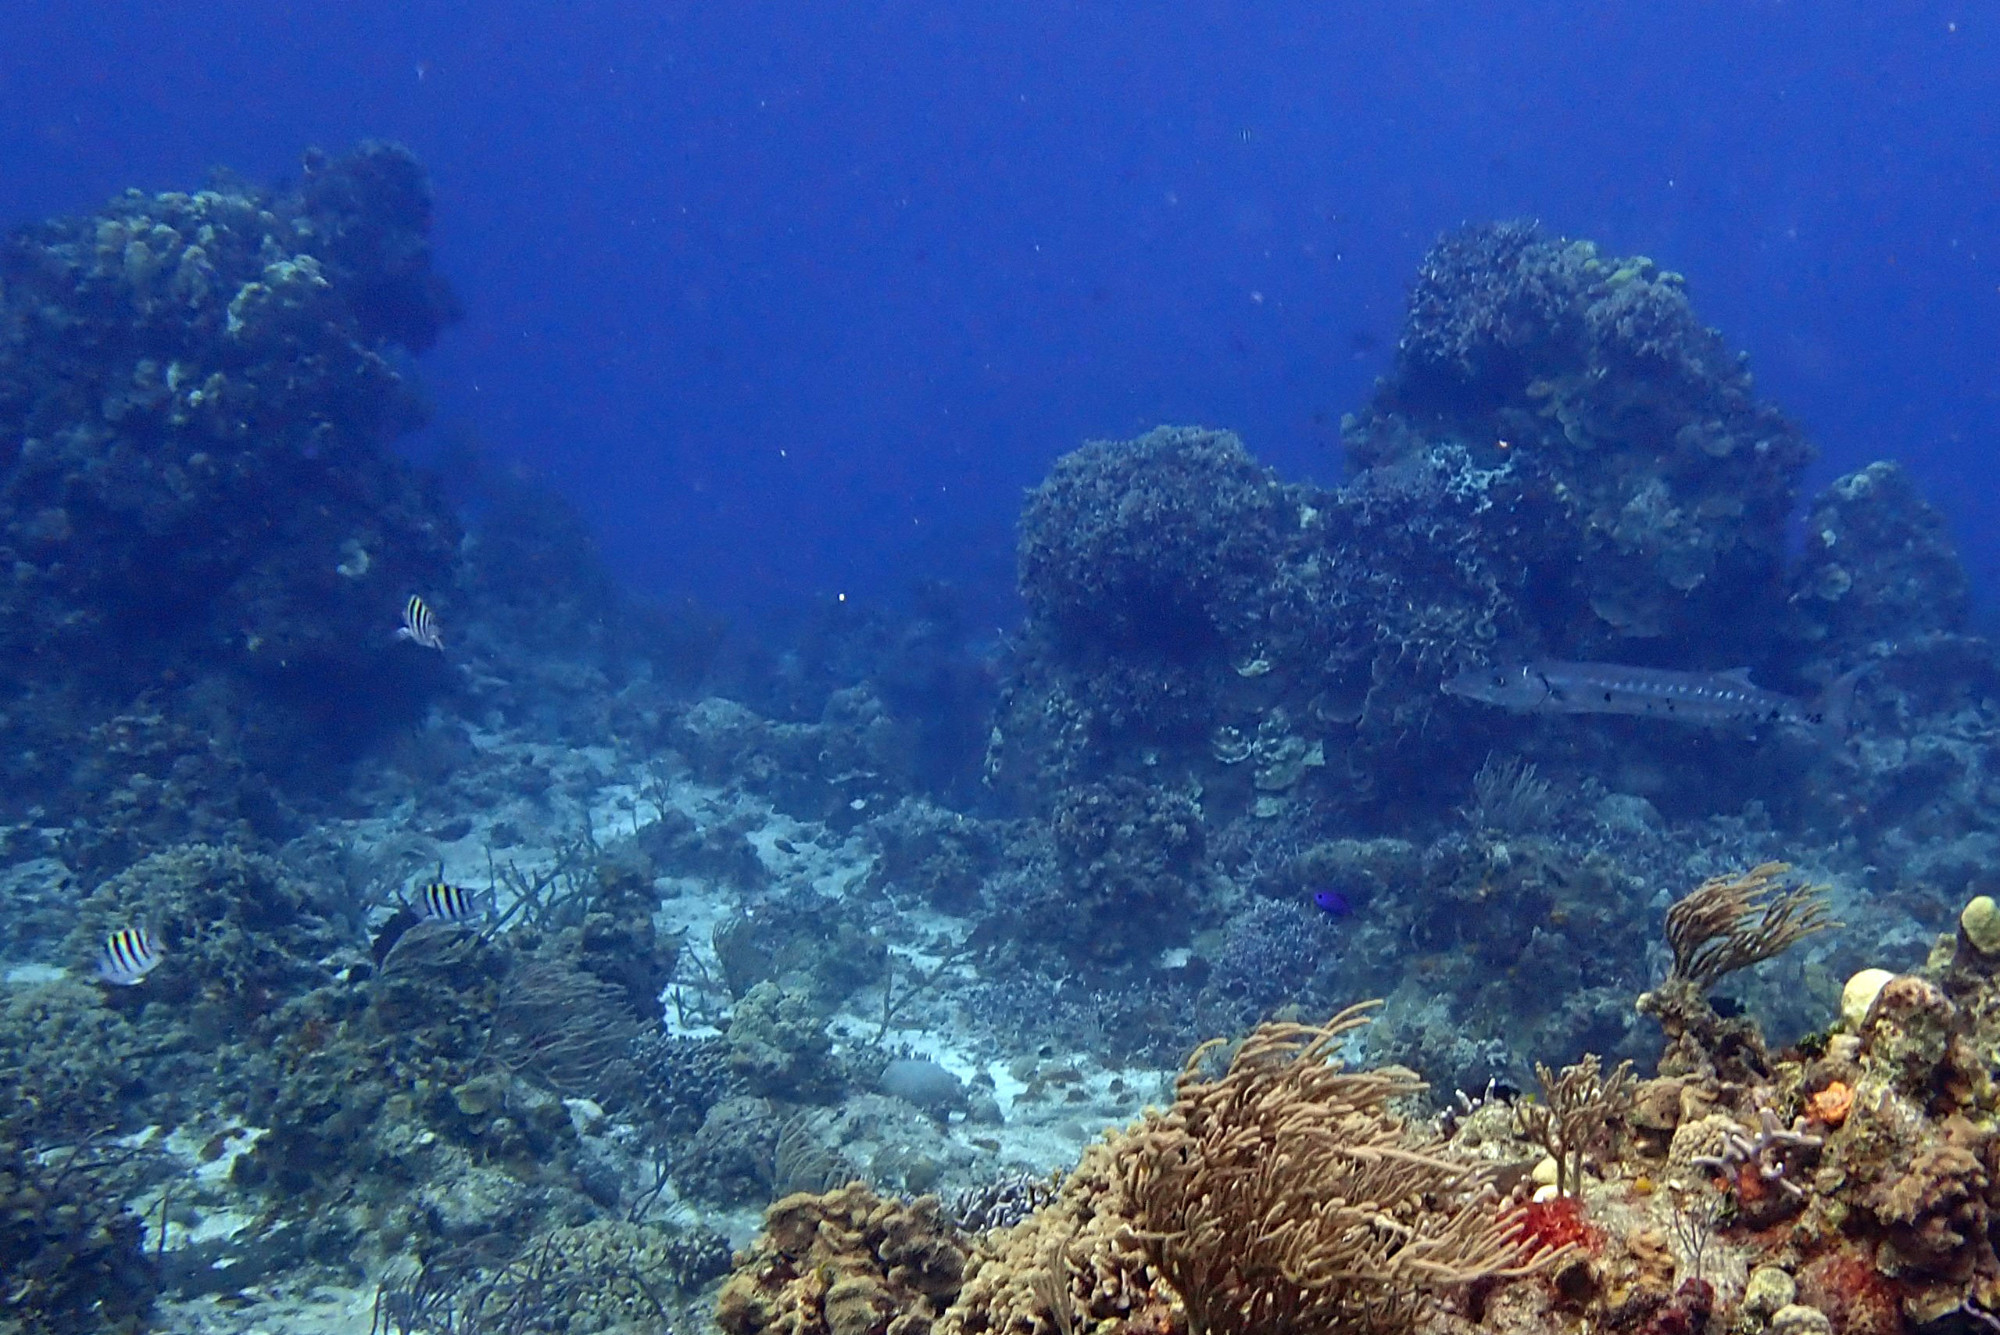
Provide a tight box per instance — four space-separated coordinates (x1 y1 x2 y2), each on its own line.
1312 888 1354 919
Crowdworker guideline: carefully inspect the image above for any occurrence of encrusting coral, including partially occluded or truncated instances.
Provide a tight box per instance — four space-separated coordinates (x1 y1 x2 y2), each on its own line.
715 1184 972 1335
941 1141 1167 1335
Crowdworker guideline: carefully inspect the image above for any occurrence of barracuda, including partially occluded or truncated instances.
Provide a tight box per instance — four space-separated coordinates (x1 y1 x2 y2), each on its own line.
1443 660 1867 736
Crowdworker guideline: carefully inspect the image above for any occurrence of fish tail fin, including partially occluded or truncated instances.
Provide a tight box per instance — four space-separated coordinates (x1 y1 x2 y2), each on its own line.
1812 662 1875 744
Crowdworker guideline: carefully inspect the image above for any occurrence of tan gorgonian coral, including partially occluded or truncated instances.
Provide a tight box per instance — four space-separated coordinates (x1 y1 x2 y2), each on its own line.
1664 861 1839 988
1118 1002 1560 1335
1639 864 1840 1083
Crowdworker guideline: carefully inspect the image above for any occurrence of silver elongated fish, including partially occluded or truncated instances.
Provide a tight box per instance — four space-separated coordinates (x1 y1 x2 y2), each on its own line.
1444 660 1866 736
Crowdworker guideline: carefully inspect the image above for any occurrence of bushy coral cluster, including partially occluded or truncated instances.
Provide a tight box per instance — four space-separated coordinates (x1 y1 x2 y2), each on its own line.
1017 426 1290 655
717 1009 1555 1335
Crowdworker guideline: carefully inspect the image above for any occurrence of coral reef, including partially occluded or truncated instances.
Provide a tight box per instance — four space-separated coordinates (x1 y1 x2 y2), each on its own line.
0 1130 157 1334
372 1216 730 1334
12 146 2000 1335
1036 776 1206 966
0 142 461 856
718 884 2000 1335
942 1144 1169 1335
1788 460 1969 655
1637 862 1840 1084
1353 219 1813 647
1017 425 1290 657
66 842 351 1053
961 218 2000 1103
719 1008 1555 1335
1120 1005 1554 1334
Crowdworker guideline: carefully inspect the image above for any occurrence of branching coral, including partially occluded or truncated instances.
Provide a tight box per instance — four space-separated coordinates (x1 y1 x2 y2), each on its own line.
1515 1054 1636 1197
1689 1107 1823 1203
1120 1003 1560 1335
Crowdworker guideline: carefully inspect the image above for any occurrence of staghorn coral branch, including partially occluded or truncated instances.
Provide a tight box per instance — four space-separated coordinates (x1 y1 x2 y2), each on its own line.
1690 1106 1822 1201
1664 862 1840 989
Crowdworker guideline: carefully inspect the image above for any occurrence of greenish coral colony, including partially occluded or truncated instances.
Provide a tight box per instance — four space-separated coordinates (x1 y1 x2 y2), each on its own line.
5 160 2000 1335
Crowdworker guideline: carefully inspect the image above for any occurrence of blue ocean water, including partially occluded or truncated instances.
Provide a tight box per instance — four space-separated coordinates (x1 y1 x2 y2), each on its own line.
6 1 1994 624
9 6 2000 1331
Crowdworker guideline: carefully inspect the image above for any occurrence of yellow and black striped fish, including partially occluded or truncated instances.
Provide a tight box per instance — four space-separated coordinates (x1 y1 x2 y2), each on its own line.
96 925 164 986
396 594 444 652
414 880 482 922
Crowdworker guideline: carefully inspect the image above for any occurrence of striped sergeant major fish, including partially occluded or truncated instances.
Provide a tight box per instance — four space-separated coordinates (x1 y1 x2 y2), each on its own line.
96 925 164 986
413 879 484 922
397 594 444 652
1444 660 1870 739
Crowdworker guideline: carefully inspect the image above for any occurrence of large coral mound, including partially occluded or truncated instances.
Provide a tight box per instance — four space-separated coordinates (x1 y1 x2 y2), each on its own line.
0 142 461 845
1349 219 1814 645
1018 425 1290 655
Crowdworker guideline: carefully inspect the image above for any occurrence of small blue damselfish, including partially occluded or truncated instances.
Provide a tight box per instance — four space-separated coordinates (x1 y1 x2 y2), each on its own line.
1312 888 1353 918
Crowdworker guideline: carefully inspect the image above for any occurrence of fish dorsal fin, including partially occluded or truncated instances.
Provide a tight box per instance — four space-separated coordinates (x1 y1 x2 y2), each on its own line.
1720 668 1758 686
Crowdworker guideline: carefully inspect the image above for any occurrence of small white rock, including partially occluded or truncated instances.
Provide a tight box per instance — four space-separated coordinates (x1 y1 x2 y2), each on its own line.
564 1097 607 1135
1769 1303 1833 1335
1840 968 1897 1029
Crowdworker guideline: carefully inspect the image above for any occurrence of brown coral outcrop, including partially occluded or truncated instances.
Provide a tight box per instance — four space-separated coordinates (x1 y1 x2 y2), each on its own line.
716 1184 970 1335
1862 1116 1995 1283
939 1138 1170 1335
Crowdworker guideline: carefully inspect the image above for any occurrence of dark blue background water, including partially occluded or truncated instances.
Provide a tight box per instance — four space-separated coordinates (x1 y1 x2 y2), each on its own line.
6 2 1994 627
